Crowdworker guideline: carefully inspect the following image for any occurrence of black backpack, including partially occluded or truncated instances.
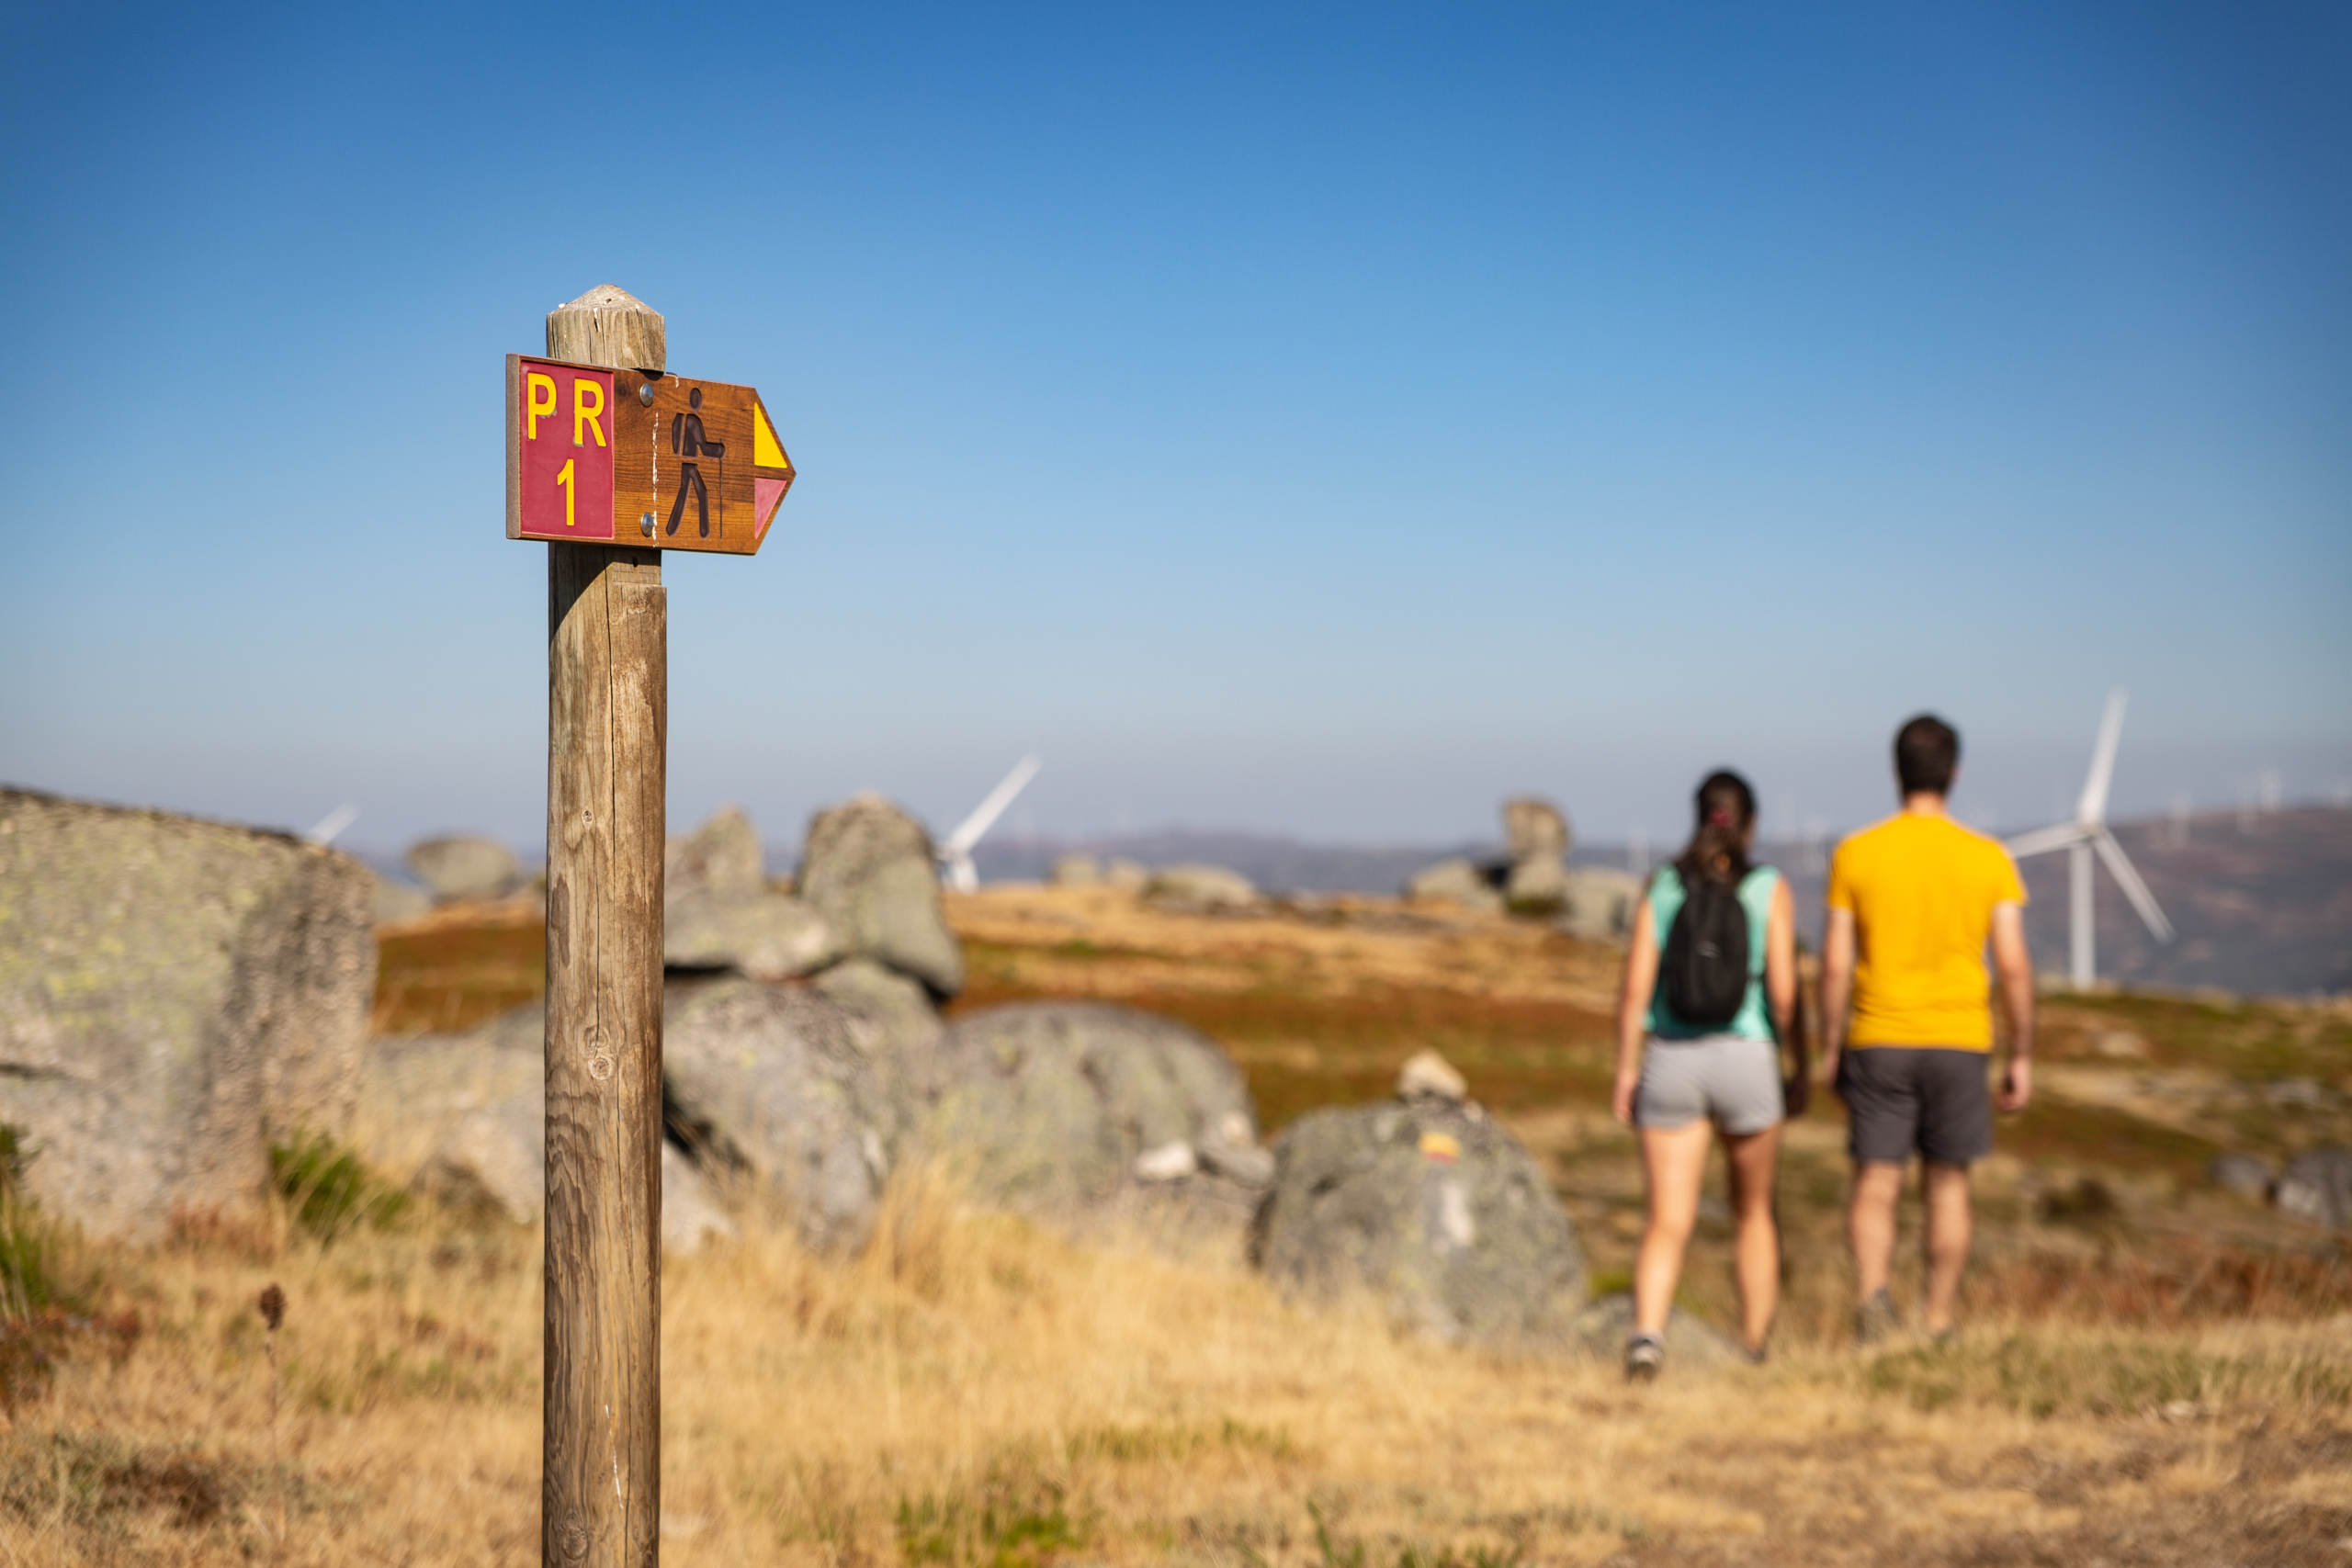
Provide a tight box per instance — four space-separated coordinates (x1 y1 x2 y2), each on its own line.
1660 871 1750 1027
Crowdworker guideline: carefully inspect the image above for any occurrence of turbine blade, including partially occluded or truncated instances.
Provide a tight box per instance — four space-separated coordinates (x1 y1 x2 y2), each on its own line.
2093 828 2175 942
2076 689 2128 825
305 802 360 845
2005 822 2088 860
943 755 1043 855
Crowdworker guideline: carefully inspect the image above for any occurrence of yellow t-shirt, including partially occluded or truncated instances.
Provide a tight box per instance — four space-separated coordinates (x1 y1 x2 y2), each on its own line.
1827 811 2026 1050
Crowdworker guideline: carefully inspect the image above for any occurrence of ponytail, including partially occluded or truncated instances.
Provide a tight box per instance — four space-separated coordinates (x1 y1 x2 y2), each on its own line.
1674 770 1756 886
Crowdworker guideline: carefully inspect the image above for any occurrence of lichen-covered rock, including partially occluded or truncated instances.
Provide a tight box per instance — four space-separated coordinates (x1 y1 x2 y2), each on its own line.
662 1141 738 1256
2277 1145 2352 1230
1141 864 1260 911
1503 798 1570 863
662 976 897 1251
812 957 944 1138
405 836 521 902
359 1002 746 1254
665 887 840 980
1404 858 1504 912
919 1002 1263 1217
666 806 769 901
356 1003 544 1223
797 795 964 998
0 788 376 1242
1250 1096 1588 1346
372 872 433 926
1561 866 1643 941
663 807 842 980
2207 1153 2274 1200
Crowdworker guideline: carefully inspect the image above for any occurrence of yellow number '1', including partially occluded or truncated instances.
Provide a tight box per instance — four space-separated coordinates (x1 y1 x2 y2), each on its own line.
557 458 576 527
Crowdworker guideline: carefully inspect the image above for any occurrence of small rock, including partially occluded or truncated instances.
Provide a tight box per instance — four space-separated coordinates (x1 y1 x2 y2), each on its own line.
2275 1145 2352 1230
2266 1077 2339 1111
1051 853 1102 887
406 836 521 902
2091 1029 2152 1060
2206 1153 2273 1199
1396 1049 1469 1103
1102 859 1150 892
1404 858 1504 912
1142 863 1261 911
1134 1141 1199 1181
1569 1292 1741 1367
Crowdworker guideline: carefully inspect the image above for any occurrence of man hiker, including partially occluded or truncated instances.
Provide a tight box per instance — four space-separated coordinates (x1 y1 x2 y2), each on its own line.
1820 714 2035 1344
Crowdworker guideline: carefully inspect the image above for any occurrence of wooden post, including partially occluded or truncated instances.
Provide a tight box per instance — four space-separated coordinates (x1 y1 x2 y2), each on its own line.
542 284 668 1568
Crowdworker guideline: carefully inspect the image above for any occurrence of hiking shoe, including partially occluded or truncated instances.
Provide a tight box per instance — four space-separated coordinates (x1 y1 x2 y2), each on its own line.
1623 1333 1665 1382
1854 1288 1903 1347
1741 1341 1770 1366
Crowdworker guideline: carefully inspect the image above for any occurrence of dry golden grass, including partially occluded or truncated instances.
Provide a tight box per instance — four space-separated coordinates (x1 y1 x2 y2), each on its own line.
7 885 2347 1563
4 1172 2350 1567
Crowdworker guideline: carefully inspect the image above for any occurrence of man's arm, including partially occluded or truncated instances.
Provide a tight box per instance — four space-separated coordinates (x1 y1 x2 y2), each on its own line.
1989 900 2034 1111
1612 894 1659 1126
1819 906 1855 1094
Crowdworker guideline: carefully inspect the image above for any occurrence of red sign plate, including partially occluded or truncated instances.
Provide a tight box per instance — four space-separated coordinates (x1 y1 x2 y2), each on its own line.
512 361 616 540
506 355 795 556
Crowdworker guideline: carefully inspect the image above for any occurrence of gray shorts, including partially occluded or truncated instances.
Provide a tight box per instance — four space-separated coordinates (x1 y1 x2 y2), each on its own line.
1634 1033 1784 1136
1838 1046 1993 1166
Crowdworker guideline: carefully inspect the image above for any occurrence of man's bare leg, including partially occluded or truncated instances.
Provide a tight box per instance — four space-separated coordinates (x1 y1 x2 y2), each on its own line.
1849 1161 1906 1302
1921 1162 1973 1334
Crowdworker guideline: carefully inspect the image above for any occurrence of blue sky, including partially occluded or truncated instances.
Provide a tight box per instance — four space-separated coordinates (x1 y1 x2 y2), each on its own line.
3 2 2346 861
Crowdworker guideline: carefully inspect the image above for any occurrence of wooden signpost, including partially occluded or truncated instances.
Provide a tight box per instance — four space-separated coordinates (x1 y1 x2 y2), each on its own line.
517 285 793 1566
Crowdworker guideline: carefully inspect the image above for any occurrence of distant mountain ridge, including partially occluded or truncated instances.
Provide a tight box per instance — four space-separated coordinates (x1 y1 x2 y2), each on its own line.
970 807 2352 998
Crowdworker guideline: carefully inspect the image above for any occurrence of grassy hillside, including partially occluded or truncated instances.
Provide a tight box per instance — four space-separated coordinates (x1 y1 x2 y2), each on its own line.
5 886 2344 1563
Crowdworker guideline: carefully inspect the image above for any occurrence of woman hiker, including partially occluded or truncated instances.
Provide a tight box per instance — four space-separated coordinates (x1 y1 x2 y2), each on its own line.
1611 770 1805 1379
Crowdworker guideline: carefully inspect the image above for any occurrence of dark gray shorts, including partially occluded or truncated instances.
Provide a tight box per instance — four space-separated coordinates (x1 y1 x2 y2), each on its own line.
1838 1046 1992 1167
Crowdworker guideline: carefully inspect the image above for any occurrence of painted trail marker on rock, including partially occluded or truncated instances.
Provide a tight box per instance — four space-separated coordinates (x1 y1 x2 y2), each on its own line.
510 283 796 1567
509 355 797 554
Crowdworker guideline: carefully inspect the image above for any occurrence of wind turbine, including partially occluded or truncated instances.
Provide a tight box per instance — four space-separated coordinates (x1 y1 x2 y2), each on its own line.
305 802 360 845
2005 691 2174 988
937 756 1042 894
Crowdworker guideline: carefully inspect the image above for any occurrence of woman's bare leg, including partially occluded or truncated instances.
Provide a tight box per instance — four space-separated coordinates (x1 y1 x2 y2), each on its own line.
1724 1124 1785 1353
1635 1121 1713 1337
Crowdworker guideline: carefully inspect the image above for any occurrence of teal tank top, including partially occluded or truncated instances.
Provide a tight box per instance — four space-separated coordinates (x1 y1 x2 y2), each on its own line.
1645 863 1780 1043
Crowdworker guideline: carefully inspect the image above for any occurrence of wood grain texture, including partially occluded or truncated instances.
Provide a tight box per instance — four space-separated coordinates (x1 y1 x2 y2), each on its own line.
547 284 666 373
543 289 666 1568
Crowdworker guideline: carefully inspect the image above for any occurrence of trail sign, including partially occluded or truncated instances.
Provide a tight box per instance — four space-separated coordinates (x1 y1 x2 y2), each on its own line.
506 354 796 555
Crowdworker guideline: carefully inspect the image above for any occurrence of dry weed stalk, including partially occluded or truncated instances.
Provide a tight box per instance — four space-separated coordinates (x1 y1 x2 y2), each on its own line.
257 1281 285 1554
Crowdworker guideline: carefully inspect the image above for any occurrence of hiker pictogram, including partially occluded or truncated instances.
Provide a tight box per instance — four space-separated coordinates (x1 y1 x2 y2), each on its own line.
666 388 726 538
